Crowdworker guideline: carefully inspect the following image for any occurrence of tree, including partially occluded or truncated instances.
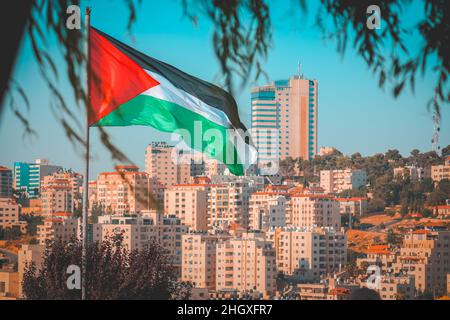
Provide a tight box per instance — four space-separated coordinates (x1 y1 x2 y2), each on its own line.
387 229 397 245
2 1 448 168
337 188 367 198
427 179 450 205
279 157 297 178
22 236 191 300
385 149 402 162
73 202 82 219
442 145 450 158
89 201 104 224
0 226 22 240
22 215 43 236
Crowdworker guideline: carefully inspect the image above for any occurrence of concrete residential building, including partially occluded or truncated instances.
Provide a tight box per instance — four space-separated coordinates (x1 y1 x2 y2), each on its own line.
392 230 450 296
0 270 19 299
274 227 347 281
204 159 227 177
18 244 45 297
378 275 415 300
216 232 277 297
393 166 430 181
41 174 75 217
318 146 337 156
356 244 397 272
181 233 230 290
210 174 265 191
431 156 450 183
45 170 82 195
251 76 318 169
164 183 210 231
37 214 79 245
320 169 367 194
93 211 188 273
433 205 450 219
297 283 328 300
13 159 62 198
145 142 191 187
249 191 287 231
96 165 151 215
0 198 21 230
207 179 257 229
447 274 450 296
289 193 340 230
336 197 368 217
0 166 13 198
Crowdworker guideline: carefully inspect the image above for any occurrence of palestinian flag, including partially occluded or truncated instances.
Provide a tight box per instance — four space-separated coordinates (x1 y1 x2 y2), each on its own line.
89 27 255 176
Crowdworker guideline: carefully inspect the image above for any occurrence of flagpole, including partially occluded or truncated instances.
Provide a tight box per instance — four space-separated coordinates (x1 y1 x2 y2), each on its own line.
82 6 91 301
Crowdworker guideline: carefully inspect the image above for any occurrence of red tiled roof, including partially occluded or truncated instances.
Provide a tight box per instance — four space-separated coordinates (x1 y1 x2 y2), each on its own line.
413 229 430 234
252 191 288 196
99 171 148 176
328 287 350 296
53 212 73 217
171 183 224 188
305 187 325 192
266 185 290 190
336 197 367 202
292 194 335 200
115 165 139 169
44 218 64 223
407 213 423 218
424 222 447 227
399 256 422 261
365 244 390 255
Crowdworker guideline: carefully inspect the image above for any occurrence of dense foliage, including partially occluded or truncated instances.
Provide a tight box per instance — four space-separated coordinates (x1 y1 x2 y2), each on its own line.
280 146 450 214
22 236 192 300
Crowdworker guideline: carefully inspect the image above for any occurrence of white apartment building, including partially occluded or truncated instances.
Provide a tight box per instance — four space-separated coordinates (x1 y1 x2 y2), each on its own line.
18 244 45 297
207 179 257 230
289 193 340 230
164 183 210 231
393 166 430 181
93 211 188 273
378 275 416 300
37 214 79 245
95 165 152 215
204 159 227 177
0 198 21 230
216 232 277 297
431 156 450 183
145 142 191 187
320 169 367 194
209 174 266 190
274 227 347 281
249 191 286 231
392 230 450 296
181 233 230 290
41 174 75 217
336 197 368 217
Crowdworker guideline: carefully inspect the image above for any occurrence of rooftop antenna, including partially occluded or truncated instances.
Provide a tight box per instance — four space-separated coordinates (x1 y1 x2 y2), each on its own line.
298 61 302 79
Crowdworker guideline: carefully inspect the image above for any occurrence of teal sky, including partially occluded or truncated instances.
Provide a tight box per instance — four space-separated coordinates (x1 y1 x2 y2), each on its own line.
0 0 448 177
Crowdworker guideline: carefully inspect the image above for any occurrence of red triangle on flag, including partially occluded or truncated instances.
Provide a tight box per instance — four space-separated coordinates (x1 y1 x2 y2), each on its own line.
89 28 159 126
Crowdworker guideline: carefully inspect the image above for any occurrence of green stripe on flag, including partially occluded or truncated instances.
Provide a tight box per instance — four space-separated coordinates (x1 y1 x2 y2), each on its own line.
93 94 244 175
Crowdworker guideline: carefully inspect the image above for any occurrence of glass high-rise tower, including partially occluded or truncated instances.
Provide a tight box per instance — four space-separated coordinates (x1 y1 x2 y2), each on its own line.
251 76 318 169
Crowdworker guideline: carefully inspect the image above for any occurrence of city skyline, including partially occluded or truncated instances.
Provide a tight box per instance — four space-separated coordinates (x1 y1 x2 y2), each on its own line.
1 0 450 304
0 0 449 177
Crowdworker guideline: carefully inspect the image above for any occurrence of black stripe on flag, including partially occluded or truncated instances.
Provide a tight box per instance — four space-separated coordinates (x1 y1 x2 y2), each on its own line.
91 27 248 134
